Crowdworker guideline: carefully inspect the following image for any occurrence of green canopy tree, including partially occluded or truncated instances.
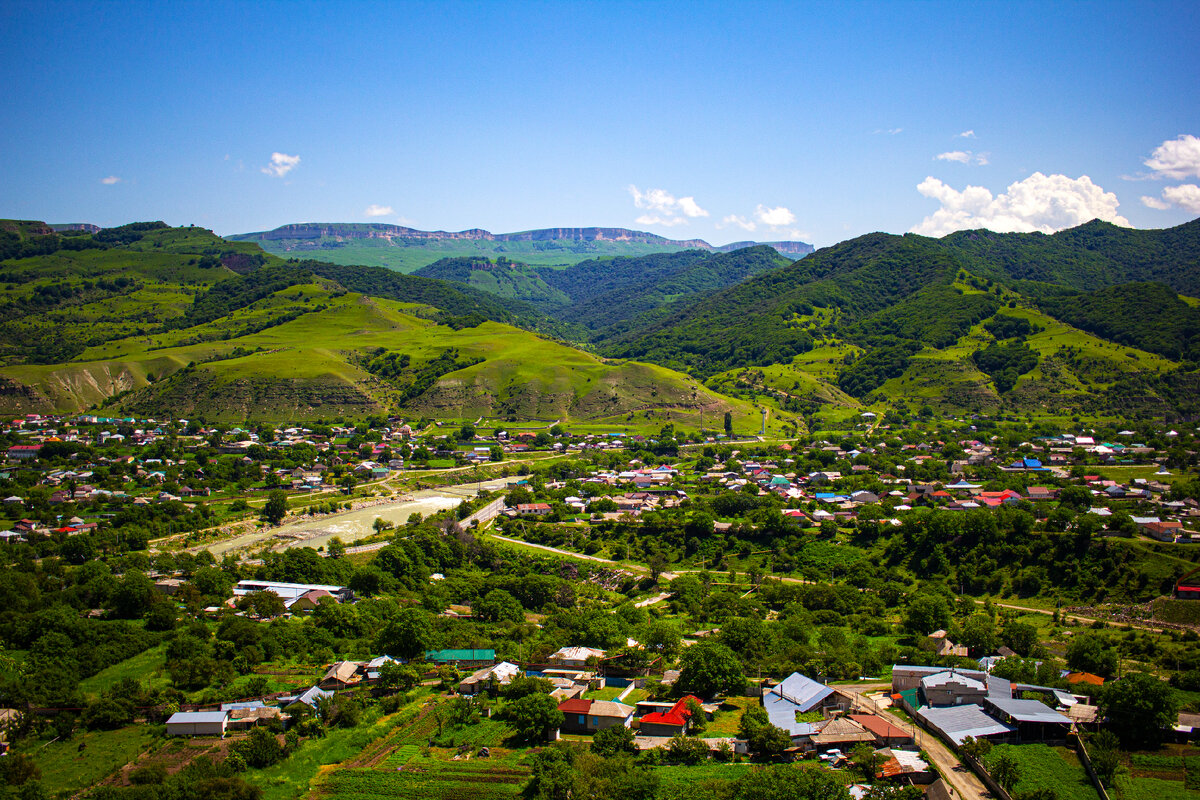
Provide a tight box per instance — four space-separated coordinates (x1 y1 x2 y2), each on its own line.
1097 671 1180 747
676 640 745 698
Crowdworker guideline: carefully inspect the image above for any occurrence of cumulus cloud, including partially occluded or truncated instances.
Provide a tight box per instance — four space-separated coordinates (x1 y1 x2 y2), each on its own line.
755 204 796 227
720 214 757 232
910 172 1130 237
101 176 121 185
1145 134 1200 180
1141 195 1172 210
364 204 394 217
936 150 988 165
1145 184 1200 213
262 152 300 178
628 185 708 226
958 130 976 138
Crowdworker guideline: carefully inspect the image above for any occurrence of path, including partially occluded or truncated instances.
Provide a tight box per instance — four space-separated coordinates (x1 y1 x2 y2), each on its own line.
846 688 988 800
980 599 1168 633
634 592 671 608
486 533 633 567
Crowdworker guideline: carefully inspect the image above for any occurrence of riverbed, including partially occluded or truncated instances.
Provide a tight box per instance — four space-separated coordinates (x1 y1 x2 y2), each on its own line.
203 477 511 557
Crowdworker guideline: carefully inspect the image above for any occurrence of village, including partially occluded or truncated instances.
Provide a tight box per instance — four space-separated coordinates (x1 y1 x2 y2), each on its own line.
0 410 1198 798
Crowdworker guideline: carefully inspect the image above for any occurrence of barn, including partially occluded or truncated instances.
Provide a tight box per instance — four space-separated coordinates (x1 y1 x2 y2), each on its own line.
166 710 228 737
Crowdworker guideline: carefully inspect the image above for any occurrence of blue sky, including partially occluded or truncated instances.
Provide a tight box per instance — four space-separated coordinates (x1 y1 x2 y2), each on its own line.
1 0 1198 246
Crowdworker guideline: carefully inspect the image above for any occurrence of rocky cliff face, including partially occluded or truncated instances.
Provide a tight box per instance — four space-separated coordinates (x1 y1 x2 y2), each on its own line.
234 222 810 254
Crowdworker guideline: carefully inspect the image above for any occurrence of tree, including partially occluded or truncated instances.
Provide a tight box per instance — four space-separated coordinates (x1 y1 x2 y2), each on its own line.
684 697 707 735
903 594 951 634
592 723 637 757
475 589 524 623
237 590 285 620
643 619 682 658
958 613 1000 656
263 490 288 525
959 735 993 760
1001 622 1039 657
232 727 286 768
1097 671 1180 747
731 764 850 800
724 411 733 436
989 752 1020 790
676 640 745 698
738 704 790 759
327 537 346 559
500 692 564 742
666 734 708 765
375 608 434 660
378 662 421 691
1066 633 1118 677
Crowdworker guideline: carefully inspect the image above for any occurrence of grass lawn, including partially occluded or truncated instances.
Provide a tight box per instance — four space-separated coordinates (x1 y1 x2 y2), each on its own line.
79 643 171 697
706 696 756 737
984 744 1101 800
584 686 624 701
655 762 751 791
1114 774 1199 800
23 724 160 796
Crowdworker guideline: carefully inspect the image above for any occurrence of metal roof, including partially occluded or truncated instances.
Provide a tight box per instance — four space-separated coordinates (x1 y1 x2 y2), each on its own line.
921 671 986 691
918 705 1015 745
986 697 1072 725
767 672 835 712
167 711 228 724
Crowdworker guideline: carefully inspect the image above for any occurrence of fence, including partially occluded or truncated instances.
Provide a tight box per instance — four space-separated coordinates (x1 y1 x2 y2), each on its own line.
1071 732 1113 800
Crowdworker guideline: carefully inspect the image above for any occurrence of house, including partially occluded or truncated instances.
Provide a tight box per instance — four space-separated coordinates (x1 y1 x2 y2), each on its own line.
547 646 605 668
762 673 849 739
848 714 914 748
808 716 874 750
6 445 40 461
227 706 286 730
925 631 968 658
365 655 399 681
234 580 353 604
637 695 703 737
287 589 335 612
320 660 361 689
425 648 496 667
166 710 228 737
515 503 552 516
557 697 635 734
459 662 522 695
286 686 334 712
919 671 988 707
917 704 1015 746
984 696 1072 742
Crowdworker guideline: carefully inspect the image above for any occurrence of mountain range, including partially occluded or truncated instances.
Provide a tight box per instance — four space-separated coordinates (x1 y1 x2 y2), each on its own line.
0 215 1197 427
228 223 814 273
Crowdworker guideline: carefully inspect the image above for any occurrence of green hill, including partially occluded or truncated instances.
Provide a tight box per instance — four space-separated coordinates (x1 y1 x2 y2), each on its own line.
0 221 777 429
594 220 1200 419
413 246 791 332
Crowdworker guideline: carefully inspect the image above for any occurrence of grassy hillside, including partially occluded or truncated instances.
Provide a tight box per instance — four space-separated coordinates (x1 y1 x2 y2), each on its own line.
594 224 1200 419
0 222 780 428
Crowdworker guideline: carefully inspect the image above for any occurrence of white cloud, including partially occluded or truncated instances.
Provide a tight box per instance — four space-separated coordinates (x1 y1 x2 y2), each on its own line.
1161 184 1200 213
958 130 976 138
910 172 1130 237
755 204 796 227
936 151 972 164
101 176 121 185
1144 134 1200 180
720 214 757 232
1141 195 1172 210
262 152 300 178
873 127 903 135
628 185 708 226
364 204 394 217
935 150 988 165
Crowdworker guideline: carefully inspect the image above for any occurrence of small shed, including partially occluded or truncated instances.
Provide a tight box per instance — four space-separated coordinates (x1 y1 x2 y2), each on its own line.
166 710 228 737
